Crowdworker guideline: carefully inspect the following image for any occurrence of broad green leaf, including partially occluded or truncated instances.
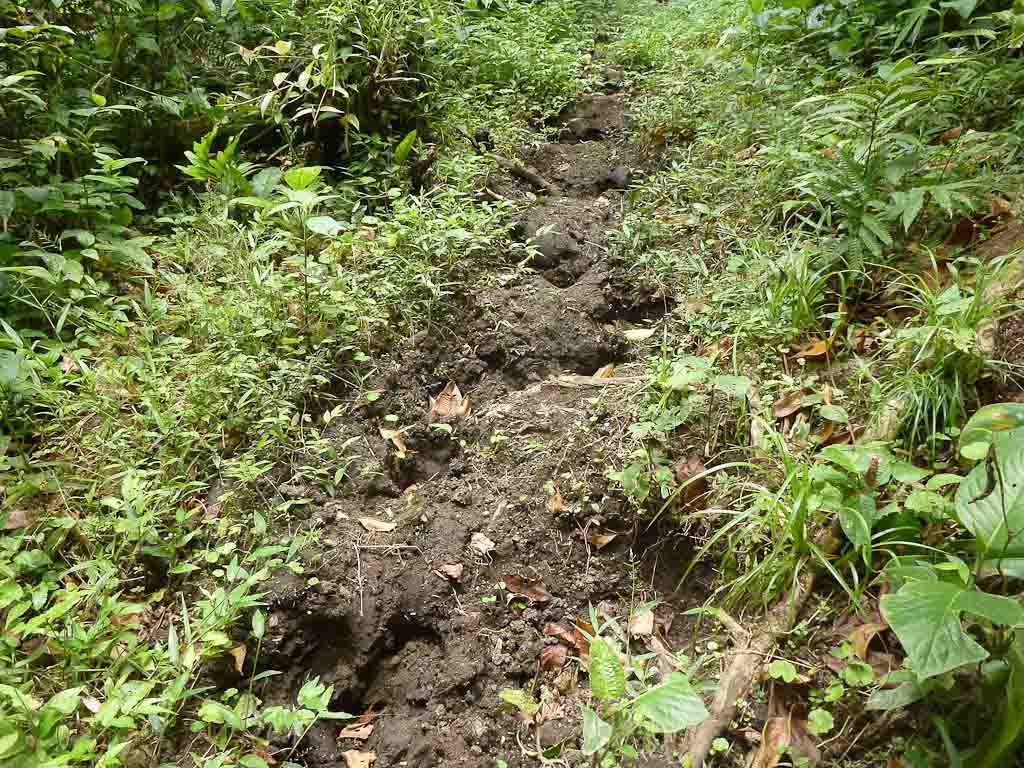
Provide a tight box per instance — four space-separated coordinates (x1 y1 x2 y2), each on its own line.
45 687 82 714
631 672 708 732
394 129 418 165
965 630 1024 768
581 706 612 755
960 405 1024 457
867 680 929 711
807 708 834 735
588 637 625 701
305 216 342 237
941 0 978 17
712 375 751 398
882 580 996 679
956 429 1024 560
498 688 537 716
767 659 797 682
283 166 321 191
819 404 849 423
0 722 24 760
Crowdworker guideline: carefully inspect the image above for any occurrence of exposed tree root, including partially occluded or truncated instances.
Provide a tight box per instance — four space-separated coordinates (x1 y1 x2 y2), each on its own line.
685 521 844 768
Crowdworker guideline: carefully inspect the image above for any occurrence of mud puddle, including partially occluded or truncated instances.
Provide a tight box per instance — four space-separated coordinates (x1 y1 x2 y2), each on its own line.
224 87 706 768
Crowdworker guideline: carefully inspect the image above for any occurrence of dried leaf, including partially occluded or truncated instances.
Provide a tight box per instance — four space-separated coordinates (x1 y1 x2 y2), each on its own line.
628 609 654 638
990 196 1014 219
547 489 567 514
429 381 471 419
339 722 375 741
794 339 828 358
229 643 247 674
2 507 28 530
850 622 888 660
773 392 805 419
82 696 102 713
342 751 376 768
673 455 708 510
544 622 578 646
359 517 397 533
540 644 568 672
752 716 792 768
623 327 656 341
61 355 78 373
379 427 409 459
537 696 564 726
440 563 464 581
938 126 963 144
593 365 616 379
470 532 495 556
588 531 617 549
503 575 551 603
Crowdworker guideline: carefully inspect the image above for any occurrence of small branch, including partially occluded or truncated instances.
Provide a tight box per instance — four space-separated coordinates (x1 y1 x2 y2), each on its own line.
494 155 557 194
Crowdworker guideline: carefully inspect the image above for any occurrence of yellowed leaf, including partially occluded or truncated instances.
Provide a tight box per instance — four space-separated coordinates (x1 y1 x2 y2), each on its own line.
593 365 616 379
379 427 409 459
588 531 617 549
339 722 375 740
429 381 471 419
342 751 376 768
547 488 567 514
440 563 464 581
794 339 828 358
228 643 247 675
359 517 397 533
938 125 963 144
623 327 656 342
851 621 888 661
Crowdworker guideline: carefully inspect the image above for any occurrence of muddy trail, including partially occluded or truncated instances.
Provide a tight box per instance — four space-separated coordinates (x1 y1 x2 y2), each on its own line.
211 73 724 768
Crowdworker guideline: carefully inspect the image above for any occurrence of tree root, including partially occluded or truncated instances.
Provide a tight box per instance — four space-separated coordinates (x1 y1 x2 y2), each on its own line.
684 520 843 768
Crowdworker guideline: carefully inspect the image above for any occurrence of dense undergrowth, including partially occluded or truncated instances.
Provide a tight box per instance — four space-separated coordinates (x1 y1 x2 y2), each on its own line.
603 0 1024 764
5 0 1024 764
0 0 606 765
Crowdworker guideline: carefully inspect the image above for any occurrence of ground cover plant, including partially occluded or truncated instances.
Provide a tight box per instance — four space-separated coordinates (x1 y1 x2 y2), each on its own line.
3 0 1024 765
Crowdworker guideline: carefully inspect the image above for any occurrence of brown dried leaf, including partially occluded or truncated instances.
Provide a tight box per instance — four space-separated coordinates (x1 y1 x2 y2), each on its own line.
228 643 247 675
588 531 617 549
628 609 655 638
773 392 805 419
990 196 1014 219
2 507 29 530
60 355 78 373
544 622 578 646
539 644 568 672
440 563 464 581
339 722 375 741
593 365 616 380
850 622 888 660
938 126 964 144
547 489 567 514
342 751 376 768
752 716 792 768
673 455 708 510
359 517 397 533
429 381 471 419
794 339 828 358
503 575 551 603
379 427 409 459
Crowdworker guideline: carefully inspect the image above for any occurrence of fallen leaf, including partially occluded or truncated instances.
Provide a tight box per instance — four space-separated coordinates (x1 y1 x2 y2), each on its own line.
673 455 708 510
850 622 888 660
794 339 828 358
814 420 834 444
61 355 78 373
593 365 616 379
773 391 805 419
547 489 567 514
429 381 471 419
588 531 617 549
537 696 564 726
544 622 578 646
938 125 963 144
379 427 409 459
2 507 28 530
440 563 464 581
83 696 102 713
359 517 397 533
339 722 375 741
752 716 791 768
628 609 654 638
503 575 551 603
990 196 1014 219
342 751 376 768
623 327 656 341
469 532 495 556
228 644 247 674
539 644 568 672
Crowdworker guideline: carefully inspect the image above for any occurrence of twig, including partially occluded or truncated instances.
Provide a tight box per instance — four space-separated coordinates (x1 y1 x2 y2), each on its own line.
494 155 557 194
547 374 645 387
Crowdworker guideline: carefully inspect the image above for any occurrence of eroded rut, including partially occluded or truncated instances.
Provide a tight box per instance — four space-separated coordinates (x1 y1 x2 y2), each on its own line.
237 73 700 768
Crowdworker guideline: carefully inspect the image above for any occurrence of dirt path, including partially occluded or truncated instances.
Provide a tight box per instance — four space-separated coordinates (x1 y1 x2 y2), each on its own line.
237 70 716 768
